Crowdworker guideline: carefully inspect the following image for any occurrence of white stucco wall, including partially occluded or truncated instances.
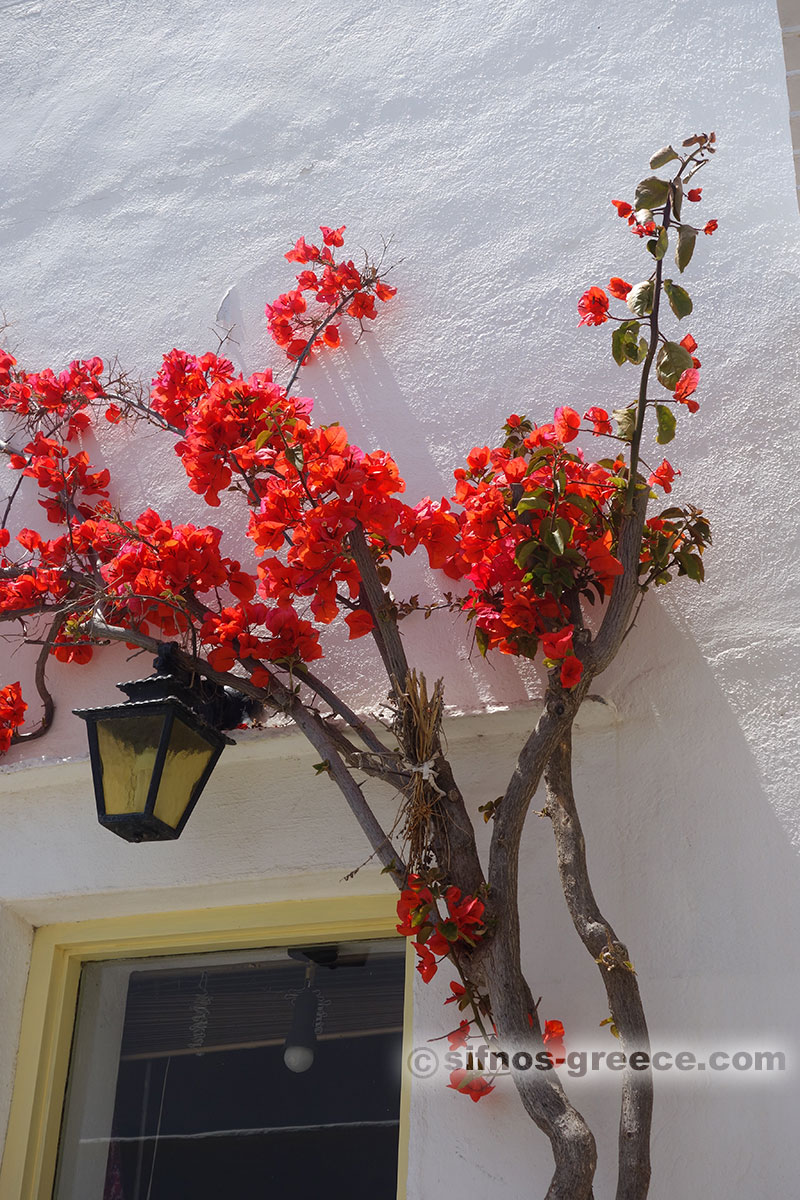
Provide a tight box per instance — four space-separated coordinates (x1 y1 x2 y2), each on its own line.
1 0 799 1196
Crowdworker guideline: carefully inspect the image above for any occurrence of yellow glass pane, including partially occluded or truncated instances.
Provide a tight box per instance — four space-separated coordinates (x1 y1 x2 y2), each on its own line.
153 716 216 829
96 714 165 815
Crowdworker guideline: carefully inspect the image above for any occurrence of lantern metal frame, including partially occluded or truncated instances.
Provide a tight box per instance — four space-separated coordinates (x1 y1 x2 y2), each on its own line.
74 662 234 843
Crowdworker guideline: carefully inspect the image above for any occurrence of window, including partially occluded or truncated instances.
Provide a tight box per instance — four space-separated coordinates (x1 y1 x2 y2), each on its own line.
0 895 409 1200
53 941 405 1199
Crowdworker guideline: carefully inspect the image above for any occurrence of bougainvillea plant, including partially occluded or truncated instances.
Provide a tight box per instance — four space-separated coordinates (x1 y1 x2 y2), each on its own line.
0 134 717 1200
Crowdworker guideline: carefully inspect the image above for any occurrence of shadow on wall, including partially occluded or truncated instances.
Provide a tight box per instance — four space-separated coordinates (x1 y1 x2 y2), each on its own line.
410 599 800 1200
577 599 800 1199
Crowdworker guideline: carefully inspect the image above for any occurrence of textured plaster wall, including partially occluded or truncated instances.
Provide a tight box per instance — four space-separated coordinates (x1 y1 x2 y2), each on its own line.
1 0 799 1196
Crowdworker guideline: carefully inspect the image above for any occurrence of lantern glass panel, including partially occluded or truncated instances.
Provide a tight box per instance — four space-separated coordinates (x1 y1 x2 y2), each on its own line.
96 714 166 816
153 715 218 829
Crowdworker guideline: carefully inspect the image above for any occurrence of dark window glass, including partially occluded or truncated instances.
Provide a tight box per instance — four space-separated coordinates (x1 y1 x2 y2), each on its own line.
54 940 405 1200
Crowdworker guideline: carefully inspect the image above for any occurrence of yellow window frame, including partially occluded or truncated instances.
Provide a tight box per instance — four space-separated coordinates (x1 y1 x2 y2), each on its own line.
0 894 411 1200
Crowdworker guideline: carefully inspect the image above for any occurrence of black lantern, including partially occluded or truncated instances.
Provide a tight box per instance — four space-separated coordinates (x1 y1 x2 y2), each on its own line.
74 650 236 842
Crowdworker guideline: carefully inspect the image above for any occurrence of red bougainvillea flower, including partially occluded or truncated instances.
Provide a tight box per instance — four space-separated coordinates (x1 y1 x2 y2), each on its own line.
539 624 574 660
583 535 624 593
447 1020 472 1050
679 332 701 369
319 224 345 247
0 682 27 753
584 406 613 436
648 459 680 494
344 609 374 639
673 368 700 413
608 277 632 300
414 943 439 983
285 236 319 264
445 886 486 941
543 1018 566 1062
553 406 581 442
577 287 610 327
448 1069 495 1102
703 220 718 235
560 656 583 689
348 291 377 321
611 200 633 218
444 981 467 1005
396 878 434 936
687 188 702 202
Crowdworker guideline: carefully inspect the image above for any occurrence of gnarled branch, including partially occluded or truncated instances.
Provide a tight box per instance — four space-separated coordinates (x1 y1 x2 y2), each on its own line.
544 733 652 1200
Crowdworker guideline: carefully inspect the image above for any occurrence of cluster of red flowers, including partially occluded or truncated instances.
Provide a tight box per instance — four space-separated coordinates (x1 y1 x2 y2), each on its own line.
0 682 26 753
408 413 635 688
0 352 105 438
611 197 716 238
266 225 396 359
396 874 486 983
6 431 111 524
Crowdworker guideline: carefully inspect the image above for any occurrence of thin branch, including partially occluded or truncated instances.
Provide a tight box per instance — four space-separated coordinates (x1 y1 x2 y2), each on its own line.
1 473 25 530
283 288 362 396
293 664 401 759
10 612 60 744
318 717 411 791
347 523 409 695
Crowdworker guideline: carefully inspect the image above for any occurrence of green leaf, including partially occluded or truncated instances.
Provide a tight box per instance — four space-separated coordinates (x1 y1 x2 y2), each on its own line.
663 279 693 319
656 341 694 390
475 626 489 657
677 550 705 581
655 404 677 445
544 526 565 555
312 760 331 775
554 516 573 548
649 145 679 169
646 227 668 260
675 225 697 273
613 407 637 441
613 321 642 365
626 281 654 317
634 337 649 363
563 492 597 516
284 443 305 472
516 494 550 513
514 540 538 569
254 429 272 451
670 179 684 222
634 176 670 211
